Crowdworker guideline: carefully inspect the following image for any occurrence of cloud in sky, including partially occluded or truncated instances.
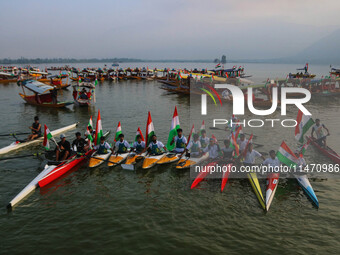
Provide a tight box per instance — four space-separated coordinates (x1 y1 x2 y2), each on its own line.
0 0 339 59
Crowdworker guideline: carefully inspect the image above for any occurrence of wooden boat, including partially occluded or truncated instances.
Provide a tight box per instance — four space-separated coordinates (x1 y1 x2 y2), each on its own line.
72 82 95 106
0 72 17 83
307 136 340 164
18 80 73 108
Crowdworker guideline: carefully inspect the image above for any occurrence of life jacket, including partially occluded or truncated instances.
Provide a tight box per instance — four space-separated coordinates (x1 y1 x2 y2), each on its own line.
176 136 185 149
117 141 127 153
98 142 108 154
151 142 162 155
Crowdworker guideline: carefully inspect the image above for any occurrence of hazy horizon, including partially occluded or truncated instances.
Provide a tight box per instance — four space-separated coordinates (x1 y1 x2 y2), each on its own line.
1 0 339 60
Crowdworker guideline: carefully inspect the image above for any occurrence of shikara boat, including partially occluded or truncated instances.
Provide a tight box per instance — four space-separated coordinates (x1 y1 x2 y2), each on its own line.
72 82 96 106
18 80 73 108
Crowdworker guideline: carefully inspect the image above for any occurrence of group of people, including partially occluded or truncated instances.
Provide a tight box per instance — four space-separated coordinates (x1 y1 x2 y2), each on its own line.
25 115 330 168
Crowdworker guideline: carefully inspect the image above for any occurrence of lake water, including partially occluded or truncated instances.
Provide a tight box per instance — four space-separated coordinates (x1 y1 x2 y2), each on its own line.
0 62 339 254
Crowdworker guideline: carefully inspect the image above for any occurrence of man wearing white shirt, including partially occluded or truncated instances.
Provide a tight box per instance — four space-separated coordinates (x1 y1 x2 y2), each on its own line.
244 143 265 165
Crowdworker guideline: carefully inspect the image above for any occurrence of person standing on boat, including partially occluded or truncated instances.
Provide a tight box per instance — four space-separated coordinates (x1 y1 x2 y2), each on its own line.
199 130 209 149
243 143 265 166
56 134 71 161
170 128 187 153
311 119 330 147
72 132 87 153
145 135 167 155
94 136 111 155
131 135 145 155
186 134 202 157
27 116 41 140
203 138 220 159
114 134 130 154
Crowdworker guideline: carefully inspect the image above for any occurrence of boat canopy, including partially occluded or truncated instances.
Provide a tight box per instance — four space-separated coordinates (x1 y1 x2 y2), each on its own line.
0 72 15 77
21 80 54 94
29 70 49 75
73 82 95 88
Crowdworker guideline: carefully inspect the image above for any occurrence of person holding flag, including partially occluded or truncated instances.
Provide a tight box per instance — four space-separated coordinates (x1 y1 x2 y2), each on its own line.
170 128 187 153
94 136 111 155
145 135 167 155
55 134 71 161
311 118 330 147
237 134 248 153
203 137 220 159
222 139 234 160
199 130 209 149
114 134 130 154
243 143 265 166
186 134 202 157
131 135 145 154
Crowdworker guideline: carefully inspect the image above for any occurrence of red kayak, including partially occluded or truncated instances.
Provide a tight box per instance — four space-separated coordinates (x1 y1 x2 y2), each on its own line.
191 161 218 189
265 173 280 211
38 150 94 188
307 136 340 164
221 164 233 192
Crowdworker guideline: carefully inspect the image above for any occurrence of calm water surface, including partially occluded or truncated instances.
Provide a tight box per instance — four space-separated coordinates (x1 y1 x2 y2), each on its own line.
0 63 339 254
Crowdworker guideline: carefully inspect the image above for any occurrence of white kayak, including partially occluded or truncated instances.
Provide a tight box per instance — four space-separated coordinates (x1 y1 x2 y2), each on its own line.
89 151 112 168
121 152 147 170
176 153 209 169
0 122 78 155
294 173 319 208
107 152 130 167
265 173 280 211
7 164 57 209
142 153 166 169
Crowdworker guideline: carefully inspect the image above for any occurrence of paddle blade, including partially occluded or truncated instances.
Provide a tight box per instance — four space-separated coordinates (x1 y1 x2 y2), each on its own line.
221 164 232 192
191 162 216 189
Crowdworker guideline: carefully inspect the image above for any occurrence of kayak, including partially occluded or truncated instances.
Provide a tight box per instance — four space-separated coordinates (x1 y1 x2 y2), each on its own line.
221 163 233 192
0 122 78 155
176 153 209 169
38 151 94 188
265 173 280 211
7 164 57 209
191 161 217 189
88 151 112 168
107 152 130 166
121 152 147 170
294 173 319 207
247 171 266 210
142 153 166 169
156 152 182 165
307 136 340 164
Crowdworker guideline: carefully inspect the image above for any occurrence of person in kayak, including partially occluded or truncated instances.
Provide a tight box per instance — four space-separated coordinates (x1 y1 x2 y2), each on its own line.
114 134 130 154
186 134 202 157
203 138 220 159
311 119 330 147
243 143 265 166
199 130 209 149
94 136 111 154
262 150 281 173
72 132 87 153
222 139 234 160
170 128 187 153
27 116 42 141
56 134 71 161
237 134 248 153
145 135 167 155
131 135 145 154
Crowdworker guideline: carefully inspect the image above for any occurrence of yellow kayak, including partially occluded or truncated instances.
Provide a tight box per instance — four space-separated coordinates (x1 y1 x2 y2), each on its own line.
121 152 147 170
142 153 166 169
89 151 112 168
156 153 181 165
107 152 130 167
247 171 266 210
176 153 209 169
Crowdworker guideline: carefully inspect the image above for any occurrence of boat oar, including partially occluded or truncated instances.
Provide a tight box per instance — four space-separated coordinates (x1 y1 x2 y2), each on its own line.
0 152 45 161
0 132 31 137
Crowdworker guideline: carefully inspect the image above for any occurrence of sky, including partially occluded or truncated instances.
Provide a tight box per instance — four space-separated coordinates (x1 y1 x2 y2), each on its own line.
0 0 339 60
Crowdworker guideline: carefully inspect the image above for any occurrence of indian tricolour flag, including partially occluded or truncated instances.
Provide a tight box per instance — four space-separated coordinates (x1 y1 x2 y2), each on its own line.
186 124 195 146
88 116 93 130
86 116 94 144
295 110 314 143
215 63 221 68
166 106 180 150
199 120 205 135
94 110 103 145
43 124 53 150
231 132 239 157
145 111 155 146
277 141 299 167
114 121 122 142
135 127 145 142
